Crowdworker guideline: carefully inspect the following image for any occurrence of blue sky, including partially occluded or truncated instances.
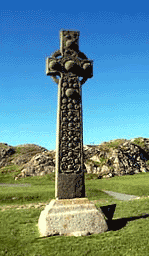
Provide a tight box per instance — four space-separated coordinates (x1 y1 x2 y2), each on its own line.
1 1 149 150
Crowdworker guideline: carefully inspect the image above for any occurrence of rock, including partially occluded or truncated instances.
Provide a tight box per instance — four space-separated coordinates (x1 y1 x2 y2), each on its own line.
1 137 149 181
0 143 15 168
0 143 50 175
17 152 55 179
83 138 149 179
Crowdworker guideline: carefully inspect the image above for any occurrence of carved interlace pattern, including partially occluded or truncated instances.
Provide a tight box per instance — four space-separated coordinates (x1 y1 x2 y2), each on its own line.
46 30 93 173
59 73 82 173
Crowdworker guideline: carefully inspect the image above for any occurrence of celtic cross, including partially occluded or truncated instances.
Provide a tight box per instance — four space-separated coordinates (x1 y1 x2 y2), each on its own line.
46 30 93 199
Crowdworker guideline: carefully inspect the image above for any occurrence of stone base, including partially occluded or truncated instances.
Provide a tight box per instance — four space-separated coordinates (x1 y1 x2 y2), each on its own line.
38 198 108 237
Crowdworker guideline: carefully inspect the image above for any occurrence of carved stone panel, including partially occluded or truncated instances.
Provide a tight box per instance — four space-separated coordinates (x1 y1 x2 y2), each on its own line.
46 30 93 199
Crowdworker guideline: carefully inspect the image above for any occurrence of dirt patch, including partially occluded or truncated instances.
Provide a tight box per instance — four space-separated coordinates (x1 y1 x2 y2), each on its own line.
0 202 49 212
0 199 109 212
0 196 149 212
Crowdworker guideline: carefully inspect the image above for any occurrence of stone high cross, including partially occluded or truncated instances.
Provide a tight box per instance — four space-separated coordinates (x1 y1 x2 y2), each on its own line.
38 30 107 237
46 30 93 199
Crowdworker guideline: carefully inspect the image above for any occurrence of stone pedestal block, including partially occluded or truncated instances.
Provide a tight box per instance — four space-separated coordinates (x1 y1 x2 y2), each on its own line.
38 198 108 237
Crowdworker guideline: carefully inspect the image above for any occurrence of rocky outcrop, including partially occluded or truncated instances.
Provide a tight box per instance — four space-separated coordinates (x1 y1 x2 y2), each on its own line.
0 143 48 169
0 143 16 168
15 152 56 178
85 140 149 178
0 137 149 181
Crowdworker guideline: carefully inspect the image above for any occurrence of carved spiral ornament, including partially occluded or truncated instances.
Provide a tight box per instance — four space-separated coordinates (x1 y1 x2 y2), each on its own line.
46 30 93 174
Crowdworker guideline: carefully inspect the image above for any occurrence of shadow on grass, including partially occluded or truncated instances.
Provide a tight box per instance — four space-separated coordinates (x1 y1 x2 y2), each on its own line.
106 213 149 232
100 204 149 232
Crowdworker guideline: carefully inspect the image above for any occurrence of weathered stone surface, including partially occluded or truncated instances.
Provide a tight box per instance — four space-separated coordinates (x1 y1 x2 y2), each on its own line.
16 152 55 178
56 171 85 199
0 143 48 169
87 138 149 178
48 30 93 199
38 198 108 237
0 143 15 168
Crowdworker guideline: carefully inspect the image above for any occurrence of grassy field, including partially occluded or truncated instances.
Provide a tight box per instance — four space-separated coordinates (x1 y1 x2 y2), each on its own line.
0 170 149 255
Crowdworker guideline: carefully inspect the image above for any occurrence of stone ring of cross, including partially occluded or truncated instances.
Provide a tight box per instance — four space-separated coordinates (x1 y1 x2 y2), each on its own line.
48 50 91 86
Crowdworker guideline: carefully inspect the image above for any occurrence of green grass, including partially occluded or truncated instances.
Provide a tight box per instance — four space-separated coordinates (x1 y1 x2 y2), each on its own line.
0 171 149 255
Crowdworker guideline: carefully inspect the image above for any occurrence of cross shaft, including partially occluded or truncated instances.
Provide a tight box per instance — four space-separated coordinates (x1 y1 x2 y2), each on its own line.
46 30 93 199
